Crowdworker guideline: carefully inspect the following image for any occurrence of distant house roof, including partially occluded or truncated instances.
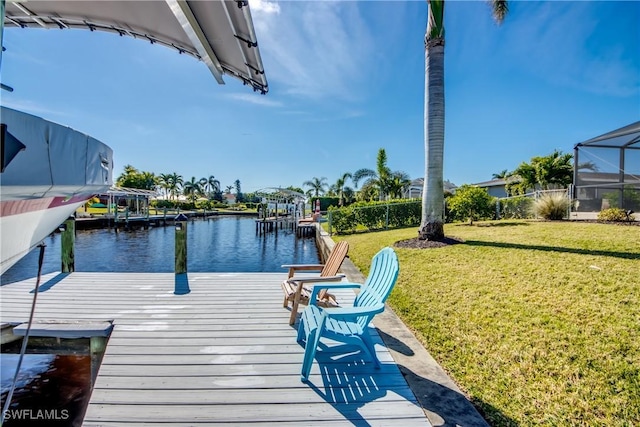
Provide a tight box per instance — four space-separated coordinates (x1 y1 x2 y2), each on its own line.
409 178 458 192
473 178 507 188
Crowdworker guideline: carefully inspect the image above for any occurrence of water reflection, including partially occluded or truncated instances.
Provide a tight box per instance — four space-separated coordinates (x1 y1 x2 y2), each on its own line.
2 217 319 284
1 354 91 426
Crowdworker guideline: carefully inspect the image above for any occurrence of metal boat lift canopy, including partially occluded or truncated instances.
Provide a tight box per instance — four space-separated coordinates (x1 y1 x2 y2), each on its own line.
3 0 268 93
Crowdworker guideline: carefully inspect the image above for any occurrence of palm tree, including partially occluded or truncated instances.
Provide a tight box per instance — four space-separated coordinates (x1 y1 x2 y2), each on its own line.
492 169 510 180
333 172 353 206
303 177 328 198
158 173 172 199
419 0 508 240
387 171 412 199
199 177 208 193
167 172 183 200
139 171 158 191
207 175 221 198
183 176 201 203
353 148 398 200
507 150 574 195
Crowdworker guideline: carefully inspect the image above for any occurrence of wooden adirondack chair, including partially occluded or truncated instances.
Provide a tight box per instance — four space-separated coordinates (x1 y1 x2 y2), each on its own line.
281 241 349 325
296 247 399 381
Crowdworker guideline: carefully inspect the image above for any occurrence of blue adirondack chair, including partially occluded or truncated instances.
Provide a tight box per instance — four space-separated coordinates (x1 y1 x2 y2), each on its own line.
296 247 399 381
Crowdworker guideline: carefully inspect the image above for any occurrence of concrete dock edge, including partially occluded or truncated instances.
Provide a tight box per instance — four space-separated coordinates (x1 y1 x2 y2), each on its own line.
316 226 490 427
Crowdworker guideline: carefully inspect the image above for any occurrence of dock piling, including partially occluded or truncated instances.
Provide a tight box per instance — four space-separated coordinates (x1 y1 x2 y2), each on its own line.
61 217 75 273
175 214 188 274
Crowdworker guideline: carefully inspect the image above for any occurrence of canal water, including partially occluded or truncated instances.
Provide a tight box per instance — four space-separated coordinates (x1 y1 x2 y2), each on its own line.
1 216 319 425
1 216 320 284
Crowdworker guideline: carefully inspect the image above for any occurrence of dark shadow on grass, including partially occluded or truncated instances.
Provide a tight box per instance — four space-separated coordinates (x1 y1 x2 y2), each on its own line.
473 221 530 227
174 273 191 295
464 240 640 260
397 363 519 427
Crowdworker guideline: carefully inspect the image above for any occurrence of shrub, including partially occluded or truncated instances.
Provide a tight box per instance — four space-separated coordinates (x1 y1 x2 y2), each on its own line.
328 206 357 234
533 192 569 220
447 185 495 224
597 208 636 222
501 196 534 219
328 200 421 234
310 197 340 211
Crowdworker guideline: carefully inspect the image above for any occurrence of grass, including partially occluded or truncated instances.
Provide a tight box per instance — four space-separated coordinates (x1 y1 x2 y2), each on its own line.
334 220 640 426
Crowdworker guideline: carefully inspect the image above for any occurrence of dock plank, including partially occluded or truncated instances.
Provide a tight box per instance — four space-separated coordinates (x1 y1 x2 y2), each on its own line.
1 272 430 426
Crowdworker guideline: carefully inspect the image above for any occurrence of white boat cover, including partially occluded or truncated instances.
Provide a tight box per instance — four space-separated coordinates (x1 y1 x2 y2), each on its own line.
1 106 113 200
0 107 113 274
3 0 268 93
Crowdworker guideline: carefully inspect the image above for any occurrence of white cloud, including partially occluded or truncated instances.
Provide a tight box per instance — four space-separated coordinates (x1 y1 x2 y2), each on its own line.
249 0 280 15
225 92 283 107
251 1 376 102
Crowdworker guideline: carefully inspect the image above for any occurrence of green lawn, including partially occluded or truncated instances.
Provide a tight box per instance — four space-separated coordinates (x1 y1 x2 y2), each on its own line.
334 221 640 426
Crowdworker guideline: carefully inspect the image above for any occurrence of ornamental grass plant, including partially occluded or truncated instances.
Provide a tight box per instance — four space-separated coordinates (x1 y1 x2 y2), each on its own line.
335 220 640 426
533 192 570 220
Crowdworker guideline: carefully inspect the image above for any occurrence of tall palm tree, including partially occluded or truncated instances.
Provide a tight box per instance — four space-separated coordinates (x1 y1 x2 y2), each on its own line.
207 175 221 198
419 0 508 240
183 176 202 203
199 177 208 193
168 172 183 201
354 148 398 200
333 172 353 206
158 173 172 199
303 177 328 198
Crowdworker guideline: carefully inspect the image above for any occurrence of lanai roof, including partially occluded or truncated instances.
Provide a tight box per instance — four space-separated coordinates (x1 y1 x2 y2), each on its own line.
576 121 640 149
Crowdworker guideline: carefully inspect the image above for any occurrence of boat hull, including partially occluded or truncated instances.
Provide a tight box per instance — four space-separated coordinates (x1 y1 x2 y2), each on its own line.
1 107 113 274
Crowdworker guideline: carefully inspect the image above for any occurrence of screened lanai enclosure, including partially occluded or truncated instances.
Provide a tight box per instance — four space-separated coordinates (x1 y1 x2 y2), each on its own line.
573 121 640 215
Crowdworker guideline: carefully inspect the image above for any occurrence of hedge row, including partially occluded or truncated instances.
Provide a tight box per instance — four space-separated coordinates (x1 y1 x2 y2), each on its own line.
328 200 421 234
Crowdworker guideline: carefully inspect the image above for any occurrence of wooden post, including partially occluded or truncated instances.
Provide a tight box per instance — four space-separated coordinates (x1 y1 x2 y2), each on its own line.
175 214 188 274
90 336 107 388
61 217 75 273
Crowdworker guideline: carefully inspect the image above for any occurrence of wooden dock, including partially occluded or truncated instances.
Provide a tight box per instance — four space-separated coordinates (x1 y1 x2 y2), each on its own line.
0 272 431 426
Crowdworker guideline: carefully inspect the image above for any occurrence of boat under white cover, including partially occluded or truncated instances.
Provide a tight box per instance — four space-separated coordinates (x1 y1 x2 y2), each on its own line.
0 107 113 274
1 0 269 274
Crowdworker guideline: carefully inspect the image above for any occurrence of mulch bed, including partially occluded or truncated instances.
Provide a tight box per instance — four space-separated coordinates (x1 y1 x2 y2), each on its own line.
394 236 464 249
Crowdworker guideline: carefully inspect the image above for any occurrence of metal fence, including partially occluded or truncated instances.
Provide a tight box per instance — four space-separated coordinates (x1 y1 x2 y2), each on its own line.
326 201 421 235
496 189 571 220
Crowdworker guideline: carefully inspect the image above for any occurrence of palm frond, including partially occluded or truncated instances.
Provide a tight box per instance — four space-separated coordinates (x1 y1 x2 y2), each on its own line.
490 0 509 24
427 0 445 41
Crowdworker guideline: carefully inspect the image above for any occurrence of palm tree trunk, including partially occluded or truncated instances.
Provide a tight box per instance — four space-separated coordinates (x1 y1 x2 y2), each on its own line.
419 36 445 240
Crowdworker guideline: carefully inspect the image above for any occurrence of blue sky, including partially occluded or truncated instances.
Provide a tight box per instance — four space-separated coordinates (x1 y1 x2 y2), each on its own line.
2 1 639 193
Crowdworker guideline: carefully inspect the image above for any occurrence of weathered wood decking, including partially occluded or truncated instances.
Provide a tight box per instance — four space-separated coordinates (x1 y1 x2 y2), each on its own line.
1 272 431 426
